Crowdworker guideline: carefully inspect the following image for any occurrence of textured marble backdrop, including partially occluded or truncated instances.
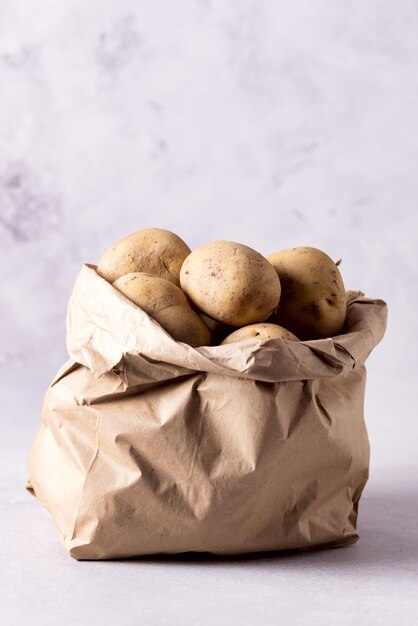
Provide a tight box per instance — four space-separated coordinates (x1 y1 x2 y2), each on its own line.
1 1 417 466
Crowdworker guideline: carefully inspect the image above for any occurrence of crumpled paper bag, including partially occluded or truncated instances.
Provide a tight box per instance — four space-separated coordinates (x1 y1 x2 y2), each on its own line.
26 264 388 560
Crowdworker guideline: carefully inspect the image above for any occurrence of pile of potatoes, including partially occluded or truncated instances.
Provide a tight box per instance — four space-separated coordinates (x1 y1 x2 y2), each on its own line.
97 228 347 347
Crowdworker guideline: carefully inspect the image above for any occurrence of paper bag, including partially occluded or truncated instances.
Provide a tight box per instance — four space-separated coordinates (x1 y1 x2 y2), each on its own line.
26 264 387 559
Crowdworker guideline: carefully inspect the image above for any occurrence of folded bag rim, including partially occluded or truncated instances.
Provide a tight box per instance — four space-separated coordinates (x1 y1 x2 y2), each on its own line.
65 264 388 384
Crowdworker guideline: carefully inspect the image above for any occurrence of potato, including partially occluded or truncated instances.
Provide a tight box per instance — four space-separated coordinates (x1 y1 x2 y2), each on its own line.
221 323 299 345
180 241 281 326
97 228 191 286
267 246 346 340
113 272 212 347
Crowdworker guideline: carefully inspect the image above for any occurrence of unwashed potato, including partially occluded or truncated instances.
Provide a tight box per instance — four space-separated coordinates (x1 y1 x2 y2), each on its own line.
97 228 191 286
113 272 212 348
267 246 346 340
221 323 299 345
180 241 281 327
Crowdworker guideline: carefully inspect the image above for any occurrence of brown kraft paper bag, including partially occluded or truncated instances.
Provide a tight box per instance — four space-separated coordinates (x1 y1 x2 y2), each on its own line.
26 264 388 560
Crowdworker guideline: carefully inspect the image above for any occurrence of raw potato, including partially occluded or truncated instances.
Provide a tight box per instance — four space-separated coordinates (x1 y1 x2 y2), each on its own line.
97 228 191 286
113 272 212 348
267 246 346 340
221 323 299 345
180 241 281 326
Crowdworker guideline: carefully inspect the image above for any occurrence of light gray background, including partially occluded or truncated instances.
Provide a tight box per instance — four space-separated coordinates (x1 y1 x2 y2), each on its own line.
0 1 417 624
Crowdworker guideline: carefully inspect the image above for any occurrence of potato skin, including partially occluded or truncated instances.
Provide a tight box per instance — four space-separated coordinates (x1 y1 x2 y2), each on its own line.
97 228 191 286
113 272 212 348
267 246 346 340
221 323 299 345
180 241 281 326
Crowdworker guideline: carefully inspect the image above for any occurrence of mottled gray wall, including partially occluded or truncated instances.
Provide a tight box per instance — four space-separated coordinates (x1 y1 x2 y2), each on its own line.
1 1 417 466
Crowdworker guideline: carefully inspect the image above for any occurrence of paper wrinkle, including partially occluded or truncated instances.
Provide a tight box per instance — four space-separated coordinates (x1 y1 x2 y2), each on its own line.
69 418 100 544
273 380 312 441
282 479 320 536
50 360 80 388
309 379 333 428
47 406 96 478
26 265 387 559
